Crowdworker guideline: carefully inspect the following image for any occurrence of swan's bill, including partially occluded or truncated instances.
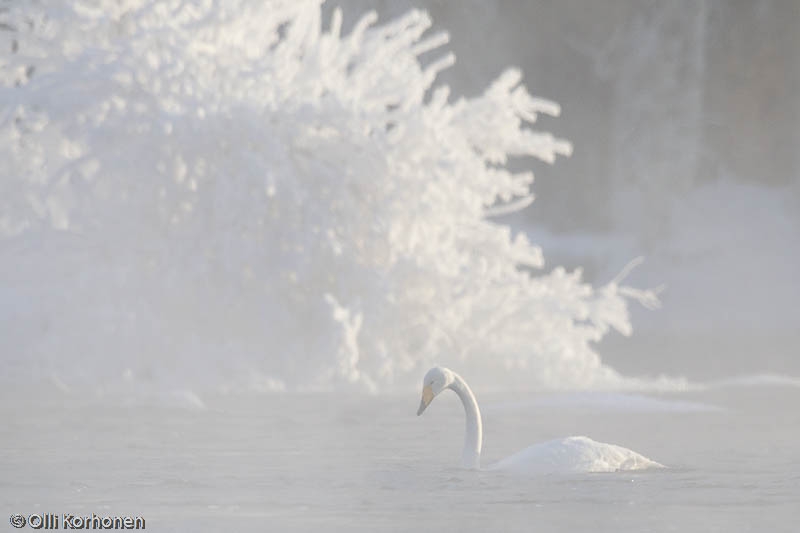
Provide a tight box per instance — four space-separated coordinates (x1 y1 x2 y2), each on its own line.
417 385 434 415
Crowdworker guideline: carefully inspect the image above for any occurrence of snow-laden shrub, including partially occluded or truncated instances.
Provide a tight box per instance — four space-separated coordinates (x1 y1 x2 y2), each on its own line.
0 0 666 392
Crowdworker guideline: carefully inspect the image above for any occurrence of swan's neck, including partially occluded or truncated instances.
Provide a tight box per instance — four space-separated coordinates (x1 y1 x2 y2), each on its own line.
448 372 482 469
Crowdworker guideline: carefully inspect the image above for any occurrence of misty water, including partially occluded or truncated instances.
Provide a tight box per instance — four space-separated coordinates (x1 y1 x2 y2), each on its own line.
3 384 799 532
3 2 799 531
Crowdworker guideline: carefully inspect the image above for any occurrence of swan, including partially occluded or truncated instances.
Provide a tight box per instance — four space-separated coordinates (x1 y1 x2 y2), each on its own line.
416 366 664 474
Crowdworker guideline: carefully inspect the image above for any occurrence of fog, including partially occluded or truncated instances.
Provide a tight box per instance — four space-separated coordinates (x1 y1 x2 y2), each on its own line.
2 2 799 532
332 0 800 381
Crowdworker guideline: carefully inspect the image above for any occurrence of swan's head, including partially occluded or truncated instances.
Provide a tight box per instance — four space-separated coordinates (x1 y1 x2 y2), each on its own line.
417 366 454 415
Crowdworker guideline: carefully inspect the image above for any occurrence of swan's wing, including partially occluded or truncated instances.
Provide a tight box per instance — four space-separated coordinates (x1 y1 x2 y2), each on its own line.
487 436 664 475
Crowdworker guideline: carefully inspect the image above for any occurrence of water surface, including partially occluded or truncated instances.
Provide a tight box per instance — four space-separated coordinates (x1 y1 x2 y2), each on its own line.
2 386 797 532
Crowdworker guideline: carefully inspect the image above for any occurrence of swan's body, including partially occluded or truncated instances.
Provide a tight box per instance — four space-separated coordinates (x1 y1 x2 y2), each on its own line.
487 436 661 475
417 366 664 474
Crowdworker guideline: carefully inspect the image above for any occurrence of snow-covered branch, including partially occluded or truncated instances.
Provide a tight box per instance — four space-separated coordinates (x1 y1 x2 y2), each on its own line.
0 0 667 392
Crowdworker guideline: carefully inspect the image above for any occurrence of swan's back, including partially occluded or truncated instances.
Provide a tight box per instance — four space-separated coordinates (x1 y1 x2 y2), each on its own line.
487 436 664 475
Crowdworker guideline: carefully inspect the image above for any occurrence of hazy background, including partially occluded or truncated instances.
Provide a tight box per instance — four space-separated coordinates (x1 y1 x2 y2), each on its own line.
332 0 800 380
2 1 798 391
3 3 799 531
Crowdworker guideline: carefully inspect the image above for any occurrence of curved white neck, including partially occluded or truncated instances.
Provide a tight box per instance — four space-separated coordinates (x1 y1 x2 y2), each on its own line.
448 372 482 469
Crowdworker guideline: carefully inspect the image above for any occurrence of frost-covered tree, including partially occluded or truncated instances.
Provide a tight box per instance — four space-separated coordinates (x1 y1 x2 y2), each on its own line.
0 1 667 392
